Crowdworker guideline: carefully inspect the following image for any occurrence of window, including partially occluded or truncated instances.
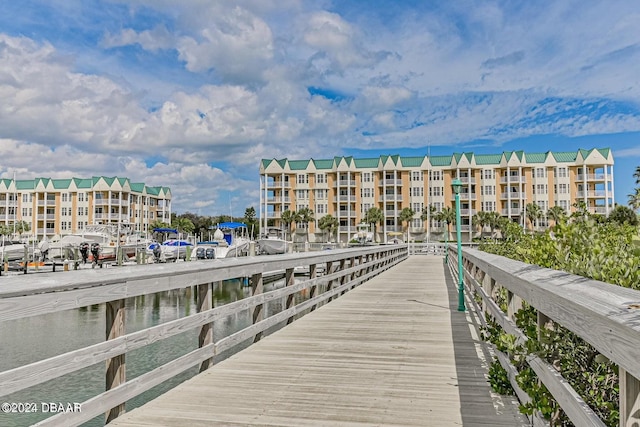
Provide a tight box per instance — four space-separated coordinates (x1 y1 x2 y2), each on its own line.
411 219 421 228
556 167 568 178
483 170 494 180
362 172 371 183
535 168 546 178
316 204 327 214
411 171 423 181
481 185 494 196
412 202 423 212
22 193 28 202
429 186 443 197
315 189 328 200
315 173 326 184
361 188 372 198
535 184 547 194
559 200 568 210
78 193 84 202
429 171 442 181
62 193 68 202
411 187 424 197
77 207 84 216
61 207 67 216
557 184 568 194
296 189 309 199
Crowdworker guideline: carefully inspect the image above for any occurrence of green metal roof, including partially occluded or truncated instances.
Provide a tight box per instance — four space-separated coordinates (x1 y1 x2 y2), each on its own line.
524 152 546 163
552 151 578 162
453 153 463 163
52 179 72 189
354 158 379 168
400 156 424 167
312 159 333 169
73 178 93 188
429 155 452 167
597 148 610 158
475 154 502 165
130 183 145 192
288 160 310 170
146 186 160 196
16 180 35 190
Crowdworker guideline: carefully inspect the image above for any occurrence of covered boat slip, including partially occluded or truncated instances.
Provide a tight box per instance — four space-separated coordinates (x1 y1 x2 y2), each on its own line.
110 256 525 426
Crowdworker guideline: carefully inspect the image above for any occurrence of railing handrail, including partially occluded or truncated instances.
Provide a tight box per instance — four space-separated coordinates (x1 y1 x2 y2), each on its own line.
0 245 407 426
447 245 640 426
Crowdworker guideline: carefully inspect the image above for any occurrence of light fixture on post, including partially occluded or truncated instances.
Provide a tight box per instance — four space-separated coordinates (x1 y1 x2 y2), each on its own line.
451 178 465 312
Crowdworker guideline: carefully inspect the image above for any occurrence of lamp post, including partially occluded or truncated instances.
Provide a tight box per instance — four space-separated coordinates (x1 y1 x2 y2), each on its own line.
451 178 465 312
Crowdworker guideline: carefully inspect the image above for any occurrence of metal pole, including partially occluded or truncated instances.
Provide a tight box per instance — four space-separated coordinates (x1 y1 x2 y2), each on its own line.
456 192 465 312
444 220 448 264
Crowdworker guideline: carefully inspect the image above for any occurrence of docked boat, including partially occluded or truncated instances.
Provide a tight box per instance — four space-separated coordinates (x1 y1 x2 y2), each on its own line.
207 222 251 258
42 223 147 262
0 238 27 262
257 227 290 255
148 239 193 262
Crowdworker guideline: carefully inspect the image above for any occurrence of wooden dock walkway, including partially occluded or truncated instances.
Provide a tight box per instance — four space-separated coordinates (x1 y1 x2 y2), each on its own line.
110 256 527 426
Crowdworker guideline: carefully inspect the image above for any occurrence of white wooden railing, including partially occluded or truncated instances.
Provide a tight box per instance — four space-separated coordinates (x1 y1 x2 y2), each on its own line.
447 246 640 427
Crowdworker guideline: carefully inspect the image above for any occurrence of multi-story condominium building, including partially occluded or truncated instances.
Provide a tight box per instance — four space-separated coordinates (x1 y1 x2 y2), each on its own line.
259 148 614 243
0 176 171 240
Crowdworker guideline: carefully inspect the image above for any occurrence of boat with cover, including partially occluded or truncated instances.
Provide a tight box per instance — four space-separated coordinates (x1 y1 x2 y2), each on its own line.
148 239 193 262
203 222 251 258
0 237 27 262
257 227 290 255
41 223 149 262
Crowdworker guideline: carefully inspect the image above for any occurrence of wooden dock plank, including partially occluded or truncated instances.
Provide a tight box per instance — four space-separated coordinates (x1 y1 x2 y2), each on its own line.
110 256 526 426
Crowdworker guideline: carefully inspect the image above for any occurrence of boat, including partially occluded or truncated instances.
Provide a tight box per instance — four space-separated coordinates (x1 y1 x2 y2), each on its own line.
207 222 251 258
43 223 145 262
0 237 27 262
257 227 290 255
148 239 193 262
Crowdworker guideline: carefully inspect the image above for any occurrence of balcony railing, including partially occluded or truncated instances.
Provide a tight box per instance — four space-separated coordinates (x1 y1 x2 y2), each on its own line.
589 206 608 214
266 197 290 203
501 208 522 216
384 210 397 217
459 209 477 216
334 180 356 187
576 190 606 198
451 193 476 200
500 192 526 199
458 177 476 184
382 194 403 201
334 195 356 202
379 179 402 186
500 176 526 183
577 174 606 181
267 182 291 189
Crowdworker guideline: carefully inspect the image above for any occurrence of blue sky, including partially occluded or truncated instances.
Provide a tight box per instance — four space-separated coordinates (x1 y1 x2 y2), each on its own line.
0 0 639 215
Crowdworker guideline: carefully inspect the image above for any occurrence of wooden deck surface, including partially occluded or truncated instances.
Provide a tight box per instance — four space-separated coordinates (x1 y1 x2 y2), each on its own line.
110 256 527 426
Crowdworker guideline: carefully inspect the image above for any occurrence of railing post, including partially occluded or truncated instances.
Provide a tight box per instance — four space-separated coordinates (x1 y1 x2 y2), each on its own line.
620 368 640 427
326 261 334 301
105 299 126 423
285 267 295 324
339 258 347 295
197 283 213 372
309 263 318 312
251 275 263 342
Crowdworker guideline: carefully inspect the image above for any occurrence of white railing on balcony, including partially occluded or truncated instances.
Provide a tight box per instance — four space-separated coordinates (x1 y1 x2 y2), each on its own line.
379 179 402 186
500 176 526 183
267 196 291 203
576 190 606 198
459 209 477 216
384 210 397 217
451 193 476 200
334 180 356 187
577 174 606 181
334 195 356 202
382 194 403 201
501 208 522 216
458 176 476 184
500 192 526 199
589 206 608 214
267 182 291 188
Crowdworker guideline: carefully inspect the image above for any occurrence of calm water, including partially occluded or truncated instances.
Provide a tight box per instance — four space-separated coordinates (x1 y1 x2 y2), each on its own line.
0 275 313 427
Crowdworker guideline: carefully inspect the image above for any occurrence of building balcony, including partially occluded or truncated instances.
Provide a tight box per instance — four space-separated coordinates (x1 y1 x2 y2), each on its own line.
36 214 56 220
501 208 522 216
266 196 290 203
459 225 472 232
589 206 608 214
382 194 403 201
500 176 526 183
385 225 403 232
577 174 606 182
267 182 291 189
266 212 280 218
409 226 425 233
336 211 357 218
458 176 476 184
379 179 402 186
37 228 56 234
576 190 606 198
459 209 477 216
37 200 56 206
500 192 526 200
2 214 17 220
384 210 397 217
333 180 356 187
333 195 356 202
0 200 18 207
451 193 476 201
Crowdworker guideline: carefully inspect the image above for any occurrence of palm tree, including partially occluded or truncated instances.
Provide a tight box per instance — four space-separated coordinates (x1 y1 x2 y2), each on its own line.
634 166 640 185
172 217 195 237
295 207 315 242
318 214 338 242
280 210 296 241
399 207 416 242
421 204 437 239
525 203 543 232
547 206 567 226
472 211 492 237
485 211 501 240
434 206 456 240
628 188 640 212
364 207 384 243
